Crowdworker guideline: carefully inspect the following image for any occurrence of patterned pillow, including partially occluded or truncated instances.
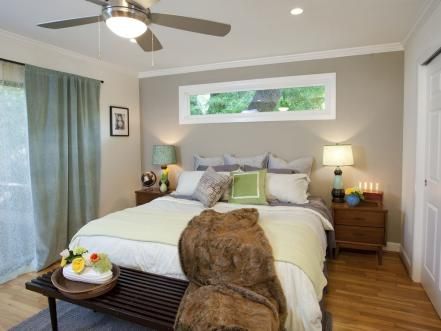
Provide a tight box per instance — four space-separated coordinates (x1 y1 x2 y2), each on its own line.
229 170 267 205
192 168 231 207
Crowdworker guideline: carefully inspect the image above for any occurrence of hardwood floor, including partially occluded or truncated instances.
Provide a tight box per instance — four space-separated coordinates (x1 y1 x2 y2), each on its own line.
0 252 440 330
327 250 441 331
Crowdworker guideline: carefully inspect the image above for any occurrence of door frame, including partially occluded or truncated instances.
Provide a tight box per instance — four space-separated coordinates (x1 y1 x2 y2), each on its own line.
413 45 441 282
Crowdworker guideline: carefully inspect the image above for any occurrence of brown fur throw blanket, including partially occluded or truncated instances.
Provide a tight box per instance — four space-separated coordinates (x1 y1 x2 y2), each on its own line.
175 208 287 331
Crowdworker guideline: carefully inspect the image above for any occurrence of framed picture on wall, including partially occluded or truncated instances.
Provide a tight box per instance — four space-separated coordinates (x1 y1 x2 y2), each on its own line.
110 106 129 137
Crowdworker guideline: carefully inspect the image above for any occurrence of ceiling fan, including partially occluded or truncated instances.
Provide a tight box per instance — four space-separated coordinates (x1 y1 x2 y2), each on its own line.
37 0 231 52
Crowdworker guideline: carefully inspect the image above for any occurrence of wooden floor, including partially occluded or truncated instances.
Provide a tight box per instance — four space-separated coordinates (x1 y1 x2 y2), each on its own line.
0 251 440 330
327 250 441 331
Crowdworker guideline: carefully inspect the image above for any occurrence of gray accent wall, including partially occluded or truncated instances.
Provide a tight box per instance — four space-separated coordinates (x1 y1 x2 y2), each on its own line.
140 52 404 243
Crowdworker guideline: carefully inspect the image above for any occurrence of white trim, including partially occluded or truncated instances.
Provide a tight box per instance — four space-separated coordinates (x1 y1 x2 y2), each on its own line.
384 242 401 253
139 43 403 78
401 247 412 271
179 73 336 125
0 28 137 77
402 0 440 46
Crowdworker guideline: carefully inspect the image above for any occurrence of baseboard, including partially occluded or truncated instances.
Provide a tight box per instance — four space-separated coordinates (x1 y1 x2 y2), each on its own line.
400 248 412 275
384 242 401 252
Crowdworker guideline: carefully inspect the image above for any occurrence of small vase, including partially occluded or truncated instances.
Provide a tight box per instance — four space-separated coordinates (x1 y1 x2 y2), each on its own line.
345 194 360 207
160 181 168 193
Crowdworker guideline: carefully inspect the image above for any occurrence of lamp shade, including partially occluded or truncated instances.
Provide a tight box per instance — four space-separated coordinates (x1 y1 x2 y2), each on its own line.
323 144 354 166
152 145 177 166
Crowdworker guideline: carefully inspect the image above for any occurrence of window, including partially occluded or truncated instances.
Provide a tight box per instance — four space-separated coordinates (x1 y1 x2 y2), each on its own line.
179 73 336 124
0 61 36 283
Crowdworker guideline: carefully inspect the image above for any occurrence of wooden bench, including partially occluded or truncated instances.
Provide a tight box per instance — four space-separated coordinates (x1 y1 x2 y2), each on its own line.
25 266 189 331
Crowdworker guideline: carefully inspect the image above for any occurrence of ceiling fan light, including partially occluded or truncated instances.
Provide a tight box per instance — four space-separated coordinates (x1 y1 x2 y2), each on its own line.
106 16 147 39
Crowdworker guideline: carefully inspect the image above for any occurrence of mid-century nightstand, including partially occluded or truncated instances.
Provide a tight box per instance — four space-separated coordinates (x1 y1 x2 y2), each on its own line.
332 201 387 265
135 188 168 206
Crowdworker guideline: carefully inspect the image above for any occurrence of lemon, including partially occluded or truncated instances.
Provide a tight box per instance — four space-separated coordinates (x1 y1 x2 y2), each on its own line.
72 257 85 274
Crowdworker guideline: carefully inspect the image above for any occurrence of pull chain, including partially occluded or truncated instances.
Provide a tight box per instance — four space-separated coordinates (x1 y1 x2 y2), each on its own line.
151 30 155 67
98 18 102 60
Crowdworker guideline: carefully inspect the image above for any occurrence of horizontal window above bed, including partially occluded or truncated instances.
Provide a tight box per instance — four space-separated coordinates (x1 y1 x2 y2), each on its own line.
179 73 336 124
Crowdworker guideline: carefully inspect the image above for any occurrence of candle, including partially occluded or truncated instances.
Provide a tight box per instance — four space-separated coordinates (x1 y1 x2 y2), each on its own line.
358 182 362 189
375 183 379 192
369 182 373 192
364 182 368 190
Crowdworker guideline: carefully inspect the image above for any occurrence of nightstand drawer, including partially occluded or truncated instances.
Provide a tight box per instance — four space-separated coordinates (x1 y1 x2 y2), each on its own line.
334 210 385 227
335 225 385 244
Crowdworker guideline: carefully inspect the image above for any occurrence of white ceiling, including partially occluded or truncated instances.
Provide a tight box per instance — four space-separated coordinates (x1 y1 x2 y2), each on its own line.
0 0 432 73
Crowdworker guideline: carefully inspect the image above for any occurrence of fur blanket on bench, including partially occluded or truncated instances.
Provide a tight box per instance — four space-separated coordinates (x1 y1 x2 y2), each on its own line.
175 208 287 331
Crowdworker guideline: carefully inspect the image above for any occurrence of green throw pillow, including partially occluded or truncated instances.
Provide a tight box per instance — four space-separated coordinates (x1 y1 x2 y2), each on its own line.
229 170 267 205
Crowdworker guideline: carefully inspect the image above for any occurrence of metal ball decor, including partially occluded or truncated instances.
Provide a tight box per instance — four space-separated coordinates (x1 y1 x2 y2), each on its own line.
141 171 157 187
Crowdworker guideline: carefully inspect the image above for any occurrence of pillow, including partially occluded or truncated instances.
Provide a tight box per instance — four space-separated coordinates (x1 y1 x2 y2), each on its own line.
173 171 204 196
192 168 231 207
266 173 310 204
197 164 240 172
268 154 313 176
193 154 224 170
229 170 267 205
242 165 296 174
224 153 269 168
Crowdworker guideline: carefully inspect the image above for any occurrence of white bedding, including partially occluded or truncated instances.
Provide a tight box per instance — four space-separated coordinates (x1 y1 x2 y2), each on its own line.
70 196 332 331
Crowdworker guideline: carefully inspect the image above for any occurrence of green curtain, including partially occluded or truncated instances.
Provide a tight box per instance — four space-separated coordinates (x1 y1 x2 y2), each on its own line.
25 65 101 269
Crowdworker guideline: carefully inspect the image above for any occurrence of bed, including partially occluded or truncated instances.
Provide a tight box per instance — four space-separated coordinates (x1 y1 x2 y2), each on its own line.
70 195 334 331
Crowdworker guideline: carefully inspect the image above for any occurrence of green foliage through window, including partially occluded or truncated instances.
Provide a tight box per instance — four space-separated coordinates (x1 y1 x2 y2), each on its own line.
189 86 326 115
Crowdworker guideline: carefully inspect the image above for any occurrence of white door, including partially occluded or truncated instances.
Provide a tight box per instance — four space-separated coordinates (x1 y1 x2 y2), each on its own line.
422 54 441 316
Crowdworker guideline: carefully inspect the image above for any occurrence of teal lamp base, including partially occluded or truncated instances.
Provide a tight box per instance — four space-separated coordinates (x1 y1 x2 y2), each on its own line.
332 167 345 203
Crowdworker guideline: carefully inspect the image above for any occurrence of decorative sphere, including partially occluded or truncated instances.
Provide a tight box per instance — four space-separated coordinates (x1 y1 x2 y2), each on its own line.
141 171 157 187
345 194 360 207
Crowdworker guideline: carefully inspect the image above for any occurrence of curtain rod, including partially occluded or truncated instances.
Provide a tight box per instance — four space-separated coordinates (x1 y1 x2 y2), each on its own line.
0 57 104 84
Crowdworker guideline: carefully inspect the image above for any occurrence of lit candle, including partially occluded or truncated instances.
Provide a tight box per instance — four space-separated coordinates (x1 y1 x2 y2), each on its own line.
375 183 379 192
358 182 362 189
369 182 373 192
364 182 367 190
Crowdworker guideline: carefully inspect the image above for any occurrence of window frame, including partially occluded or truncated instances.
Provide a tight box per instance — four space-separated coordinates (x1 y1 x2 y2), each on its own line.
179 73 336 124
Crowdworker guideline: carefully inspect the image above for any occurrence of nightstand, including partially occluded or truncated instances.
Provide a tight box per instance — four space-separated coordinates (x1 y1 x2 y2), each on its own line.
333 201 387 265
135 188 168 206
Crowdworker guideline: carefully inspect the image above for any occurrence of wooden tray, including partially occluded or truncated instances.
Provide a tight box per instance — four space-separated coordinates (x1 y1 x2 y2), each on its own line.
51 264 120 300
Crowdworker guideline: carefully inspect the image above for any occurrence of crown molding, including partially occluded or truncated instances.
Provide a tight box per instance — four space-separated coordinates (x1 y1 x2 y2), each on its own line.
402 0 441 46
138 42 404 79
0 28 137 77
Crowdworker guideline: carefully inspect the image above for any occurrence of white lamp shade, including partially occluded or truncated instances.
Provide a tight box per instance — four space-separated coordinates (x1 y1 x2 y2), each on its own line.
323 144 354 166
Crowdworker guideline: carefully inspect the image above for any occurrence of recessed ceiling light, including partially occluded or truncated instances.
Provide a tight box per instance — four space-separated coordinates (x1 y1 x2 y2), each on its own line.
130 38 137 43
290 7 304 16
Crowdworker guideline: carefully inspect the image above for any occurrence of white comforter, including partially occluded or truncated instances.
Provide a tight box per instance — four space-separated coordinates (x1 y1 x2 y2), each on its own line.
70 196 333 331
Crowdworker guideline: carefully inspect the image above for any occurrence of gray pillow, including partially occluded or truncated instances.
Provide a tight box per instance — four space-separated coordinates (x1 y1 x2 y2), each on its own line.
193 154 224 170
192 167 231 207
242 165 297 174
268 154 313 176
224 153 269 168
197 164 241 172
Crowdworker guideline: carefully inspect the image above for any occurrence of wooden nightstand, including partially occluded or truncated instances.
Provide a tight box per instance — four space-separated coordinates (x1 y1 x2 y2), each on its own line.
333 201 387 265
135 188 168 206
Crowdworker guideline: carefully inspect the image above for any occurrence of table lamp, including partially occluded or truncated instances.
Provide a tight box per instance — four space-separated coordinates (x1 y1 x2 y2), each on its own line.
323 144 354 202
152 145 177 192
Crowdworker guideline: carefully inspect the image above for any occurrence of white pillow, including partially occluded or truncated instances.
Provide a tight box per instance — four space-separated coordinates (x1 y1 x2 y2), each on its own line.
224 153 269 168
268 154 313 176
173 171 204 196
193 155 224 170
266 173 310 204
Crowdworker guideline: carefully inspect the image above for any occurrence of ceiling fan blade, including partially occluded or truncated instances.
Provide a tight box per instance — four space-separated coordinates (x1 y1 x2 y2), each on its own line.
85 0 109 6
38 16 102 29
151 13 231 37
136 29 163 52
